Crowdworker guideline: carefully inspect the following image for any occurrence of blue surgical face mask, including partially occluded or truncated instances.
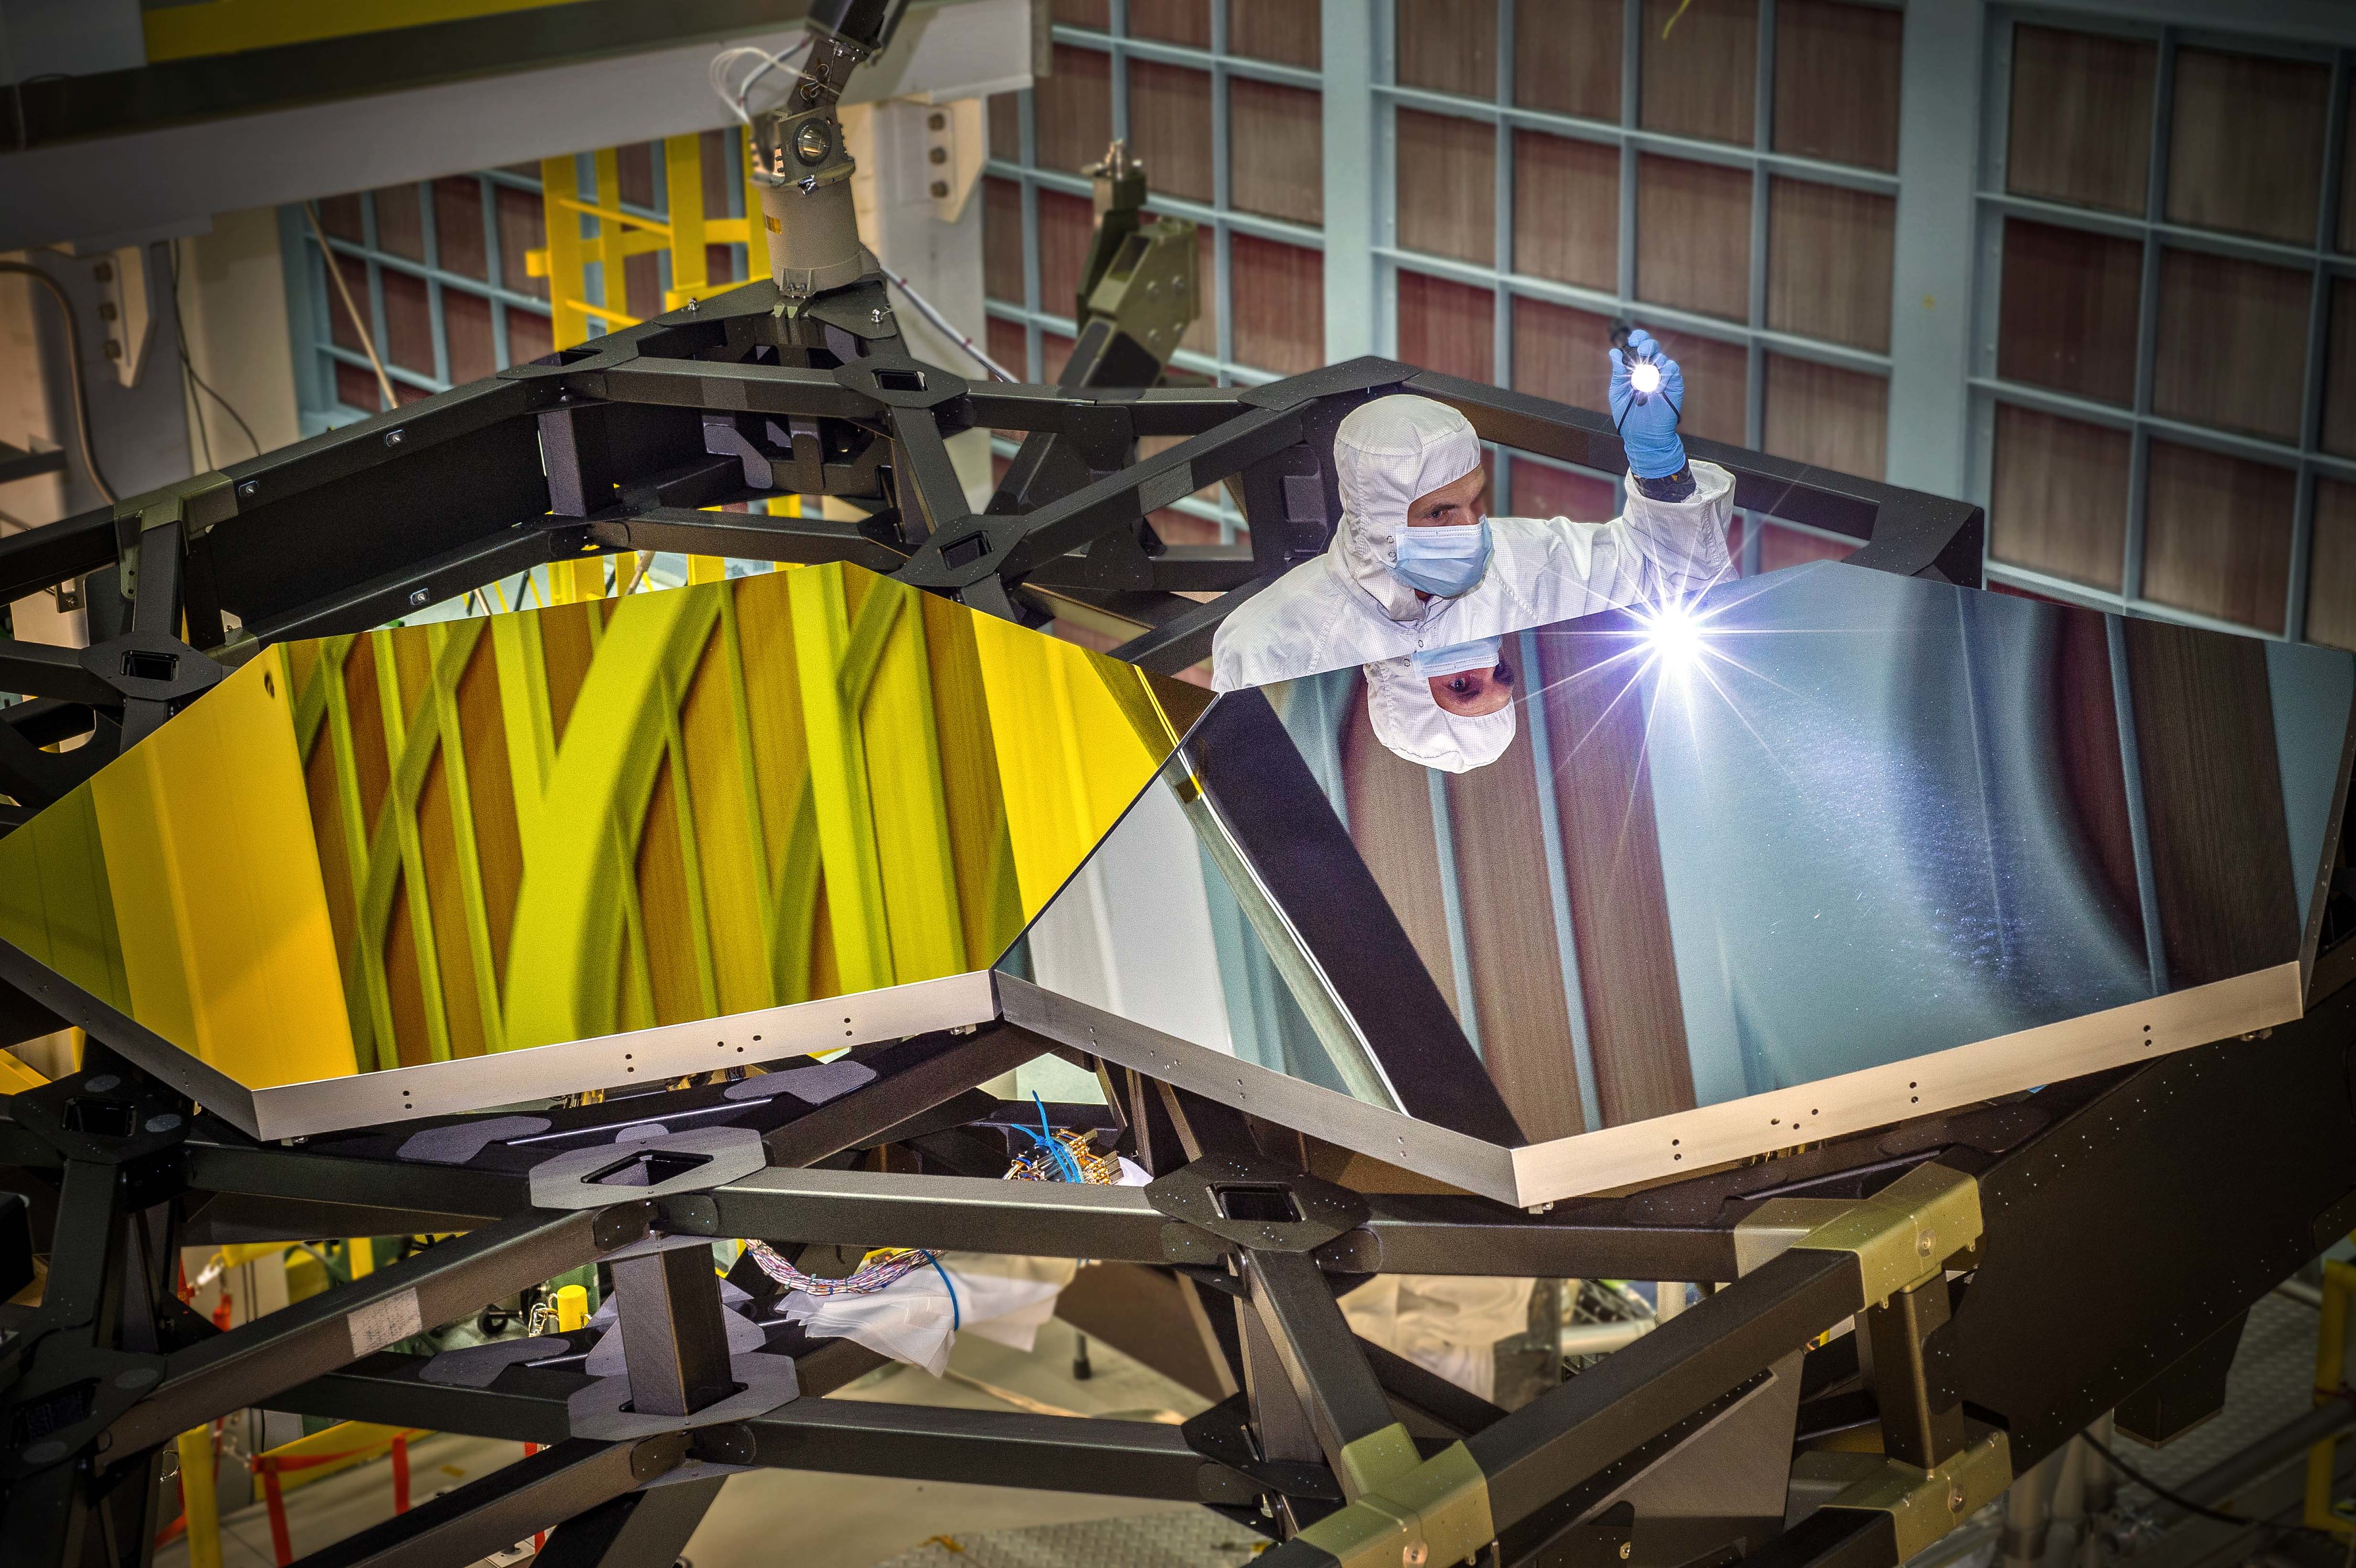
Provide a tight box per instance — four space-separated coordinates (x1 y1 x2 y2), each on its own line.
1411 637 1503 678
1393 520 1492 597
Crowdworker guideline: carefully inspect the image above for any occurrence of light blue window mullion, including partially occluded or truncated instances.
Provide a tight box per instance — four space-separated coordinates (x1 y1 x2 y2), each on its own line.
360 193 393 410
1520 627 1602 1130
1617 0 1640 310
1109 0 1130 141
1019 85 1043 380
1321 0 1379 362
2289 52 2350 643
651 140 673 304
2121 28 2176 606
1493 0 1514 407
418 179 450 388
481 177 512 370
1741 0 1776 558
1426 768 1482 1058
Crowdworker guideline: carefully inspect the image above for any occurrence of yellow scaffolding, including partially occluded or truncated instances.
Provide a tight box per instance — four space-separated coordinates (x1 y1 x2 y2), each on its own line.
527 135 770 348
529 134 785 587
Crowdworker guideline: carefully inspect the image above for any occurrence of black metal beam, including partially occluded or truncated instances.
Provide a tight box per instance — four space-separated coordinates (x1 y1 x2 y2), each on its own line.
737 1400 1253 1503
285 1435 687 1568
585 507 907 573
1465 1246 1861 1531
101 1203 649 1462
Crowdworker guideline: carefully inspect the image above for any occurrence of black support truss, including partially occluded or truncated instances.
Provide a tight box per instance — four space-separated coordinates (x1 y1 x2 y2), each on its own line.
6 271 2343 1568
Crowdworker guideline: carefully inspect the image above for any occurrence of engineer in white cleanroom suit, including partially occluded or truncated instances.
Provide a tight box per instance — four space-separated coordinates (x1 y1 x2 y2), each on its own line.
1210 330 1732 691
1364 641 1518 774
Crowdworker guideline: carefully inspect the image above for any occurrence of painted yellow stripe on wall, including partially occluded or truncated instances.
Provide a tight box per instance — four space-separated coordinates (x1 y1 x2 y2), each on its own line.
143 0 583 63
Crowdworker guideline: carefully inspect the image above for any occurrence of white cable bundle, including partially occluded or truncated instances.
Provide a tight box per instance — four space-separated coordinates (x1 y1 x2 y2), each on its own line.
707 34 813 127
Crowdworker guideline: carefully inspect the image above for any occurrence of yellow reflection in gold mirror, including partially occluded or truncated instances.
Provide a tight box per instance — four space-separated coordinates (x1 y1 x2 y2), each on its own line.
0 564 1204 1089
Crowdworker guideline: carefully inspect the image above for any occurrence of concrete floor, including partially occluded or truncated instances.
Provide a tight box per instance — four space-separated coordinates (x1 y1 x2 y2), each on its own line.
154 1313 1215 1568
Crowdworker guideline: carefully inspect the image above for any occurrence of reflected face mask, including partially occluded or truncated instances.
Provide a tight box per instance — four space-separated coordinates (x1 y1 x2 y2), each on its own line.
1410 636 1504 678
1393 521 1493 597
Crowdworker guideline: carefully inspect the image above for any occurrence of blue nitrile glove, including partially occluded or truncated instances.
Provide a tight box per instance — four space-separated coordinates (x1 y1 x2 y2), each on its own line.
1608 328 1686 481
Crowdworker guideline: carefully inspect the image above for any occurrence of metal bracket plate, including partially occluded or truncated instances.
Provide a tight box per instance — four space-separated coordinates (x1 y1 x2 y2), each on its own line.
1819 1422 2012 1562
1737 1161 1982 1306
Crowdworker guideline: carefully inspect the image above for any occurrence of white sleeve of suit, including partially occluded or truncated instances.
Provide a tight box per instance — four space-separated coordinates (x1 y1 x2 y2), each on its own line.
1520 460 1737 622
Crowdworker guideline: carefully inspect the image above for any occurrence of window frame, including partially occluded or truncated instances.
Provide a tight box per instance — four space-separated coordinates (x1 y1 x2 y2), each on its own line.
1968 7 2355 642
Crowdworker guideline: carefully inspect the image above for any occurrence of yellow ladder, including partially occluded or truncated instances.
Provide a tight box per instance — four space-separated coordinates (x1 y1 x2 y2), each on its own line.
529 134 786 600
527 135 771 346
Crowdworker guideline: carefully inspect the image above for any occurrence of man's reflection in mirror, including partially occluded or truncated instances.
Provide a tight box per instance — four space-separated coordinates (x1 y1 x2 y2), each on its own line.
1418 635 1513 718
1210 337 1731 693
1366 641 1516 774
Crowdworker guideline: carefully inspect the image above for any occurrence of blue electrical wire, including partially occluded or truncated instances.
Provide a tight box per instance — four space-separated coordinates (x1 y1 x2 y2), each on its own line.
923 1252 960 1329
1032 1092 1087 1182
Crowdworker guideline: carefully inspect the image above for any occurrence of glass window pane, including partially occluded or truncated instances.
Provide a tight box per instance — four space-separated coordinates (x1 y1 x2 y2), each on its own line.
1396 109 1496 265
982 177 1025 304
2311 477 2356 651
1639 0 1757 147
2151 247 2310 444
1042 328 1077 382
2142 441 2294 633
1231 1 1319 67
1129 0 1207 47
1230 79 1324 226
1766 178 1894 351
1396 271 1494 382
372 185 424 261
2323 278 2356 458
1772 0 1900 171
1037 189 1096 320
1513 0 1620 121
381 269 434 376
333 360 382 414
1129 60 1214 204
495 186 547 300
1508 456 1617 519
613 144 655 208
431 178 487 281
1396 0 1498 100
506 306 552 369
318 194 365 243
1997 218 2141 407
445 290 496 385
1054 0 1107 29
699 128 736 228
2166 45 2328 246
1509 297 1614 406
1655 329 1748 446
986 316 1028 381
1231 236 1325 375
1762 354 1887 479
1990 402 2129 591
622 252 660 322
1512 131 1617 290
2006 25 2155 216
1036 44 1113 173
1636 154 1751 322
989 92 1020 160
324 253 368 354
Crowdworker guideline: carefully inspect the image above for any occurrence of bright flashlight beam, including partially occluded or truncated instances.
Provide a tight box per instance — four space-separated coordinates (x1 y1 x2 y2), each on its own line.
1640 599 1705 672
1628 361 1663 395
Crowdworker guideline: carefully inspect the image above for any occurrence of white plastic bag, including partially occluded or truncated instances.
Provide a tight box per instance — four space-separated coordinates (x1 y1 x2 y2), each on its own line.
774 1252 1077 1376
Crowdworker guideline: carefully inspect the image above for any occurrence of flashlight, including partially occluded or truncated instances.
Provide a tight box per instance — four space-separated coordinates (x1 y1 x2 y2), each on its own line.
1638 598 1705 674
1628 361 1663 395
